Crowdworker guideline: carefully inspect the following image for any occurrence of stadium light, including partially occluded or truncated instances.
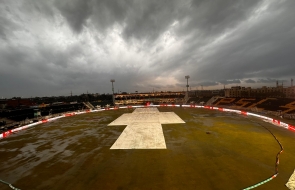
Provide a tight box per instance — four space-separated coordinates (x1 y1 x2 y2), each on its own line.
110 79 115 106
110 79 115 94
185 75 190 92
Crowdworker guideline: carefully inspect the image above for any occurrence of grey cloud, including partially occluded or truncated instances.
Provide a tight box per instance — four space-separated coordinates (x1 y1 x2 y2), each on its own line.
1 45 30 67
55 0 130 34
55 0 92 33
177 0 261 37
257 78 280 84
0 20 6 40
54 0 261 44
197 81 219 87
1 0 295 97
0 12 18 41
90 0 129 30
187 0 295 84
22 0 55 19
121 0 179 42
144 0 264 81
244 79 256 83
218 79 241 85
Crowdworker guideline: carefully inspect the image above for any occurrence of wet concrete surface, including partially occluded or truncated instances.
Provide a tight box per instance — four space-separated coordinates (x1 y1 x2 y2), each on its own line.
0 107 295 189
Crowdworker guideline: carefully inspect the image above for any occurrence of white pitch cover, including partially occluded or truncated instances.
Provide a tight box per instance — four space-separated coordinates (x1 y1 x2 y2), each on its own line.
286 169 295 190
108 108 185 149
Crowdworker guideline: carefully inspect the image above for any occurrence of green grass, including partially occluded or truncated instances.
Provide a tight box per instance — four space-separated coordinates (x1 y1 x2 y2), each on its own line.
0 107 294 190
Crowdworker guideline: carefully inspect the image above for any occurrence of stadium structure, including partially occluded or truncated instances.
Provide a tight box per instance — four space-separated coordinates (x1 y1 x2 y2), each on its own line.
1 80 295 189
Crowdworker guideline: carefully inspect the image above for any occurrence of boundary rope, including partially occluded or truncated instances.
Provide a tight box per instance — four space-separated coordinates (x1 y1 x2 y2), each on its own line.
0 179 21 190
243 118 284 190
0 105 291 189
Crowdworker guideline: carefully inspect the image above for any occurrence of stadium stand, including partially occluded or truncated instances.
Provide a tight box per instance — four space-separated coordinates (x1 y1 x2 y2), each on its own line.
211 97 295 114
187 97 212 105
213 97 236 106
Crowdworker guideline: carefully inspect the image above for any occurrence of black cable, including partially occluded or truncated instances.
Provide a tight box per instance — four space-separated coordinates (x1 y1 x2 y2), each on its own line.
0 179 21 190
247 118 284 175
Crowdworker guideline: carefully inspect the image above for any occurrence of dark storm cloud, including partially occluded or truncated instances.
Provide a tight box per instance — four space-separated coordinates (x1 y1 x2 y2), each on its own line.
0 11 19 41
54 0 131 34
218 79 241 85
244 79 256 84
1 0 295 98
0 20 7 40
191 0 295 83
121 0 180 43
56 0 261 43
196 81 219 87
176 0 261 37
55 0 92 33
257 78 281 84
144 1 269 80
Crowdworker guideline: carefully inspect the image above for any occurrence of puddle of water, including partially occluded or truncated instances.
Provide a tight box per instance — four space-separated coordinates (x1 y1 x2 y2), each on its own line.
0 108 294 189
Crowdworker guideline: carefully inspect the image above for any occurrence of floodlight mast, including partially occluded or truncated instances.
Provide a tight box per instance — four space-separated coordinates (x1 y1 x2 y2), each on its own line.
185 75 190 92
110 79 115 94
110 79 115 106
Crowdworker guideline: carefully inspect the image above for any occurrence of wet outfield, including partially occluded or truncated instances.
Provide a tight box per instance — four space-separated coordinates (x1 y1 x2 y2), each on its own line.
0 107 295 189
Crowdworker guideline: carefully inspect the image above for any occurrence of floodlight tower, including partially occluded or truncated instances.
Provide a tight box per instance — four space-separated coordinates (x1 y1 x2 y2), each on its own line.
185 75 190 92
110 79 115 94
110 79 115 106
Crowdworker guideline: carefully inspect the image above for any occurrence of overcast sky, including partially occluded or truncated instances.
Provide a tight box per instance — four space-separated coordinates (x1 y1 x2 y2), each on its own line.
1 0 295 98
